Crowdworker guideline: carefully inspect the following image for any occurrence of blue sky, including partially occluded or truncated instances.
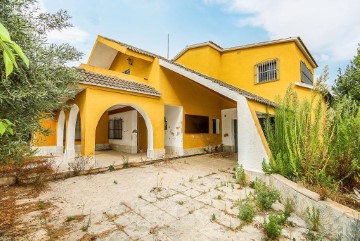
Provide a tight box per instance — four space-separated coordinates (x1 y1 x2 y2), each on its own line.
42 0 360 85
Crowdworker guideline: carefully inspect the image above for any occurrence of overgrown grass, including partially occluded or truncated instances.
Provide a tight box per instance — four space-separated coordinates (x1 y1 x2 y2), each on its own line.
263 87 360 200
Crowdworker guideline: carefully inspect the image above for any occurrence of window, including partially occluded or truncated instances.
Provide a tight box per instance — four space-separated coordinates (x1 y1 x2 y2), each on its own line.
108 118 123 139
185 115 209 133
300 61 313 85
75 118 81 140
255 59 279 83
212 119 220 134
123 68 130 75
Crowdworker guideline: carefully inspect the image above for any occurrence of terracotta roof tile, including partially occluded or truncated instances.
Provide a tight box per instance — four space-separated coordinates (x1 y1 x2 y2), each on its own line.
77 68 161 97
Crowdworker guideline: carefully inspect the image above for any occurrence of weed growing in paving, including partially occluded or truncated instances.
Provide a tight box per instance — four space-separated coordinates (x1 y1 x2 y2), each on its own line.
211 214 216 221
121 155 129 169
113 180 118 184
238 199 255 223
217 195 222 200
305 206 320 232
176 201 184 205
263 213 286 240
235 164 247 187
284 198 294 218
108 165 115 172
81 210 92 232
254 178 280 210
38 201 46 210
66 216 75 222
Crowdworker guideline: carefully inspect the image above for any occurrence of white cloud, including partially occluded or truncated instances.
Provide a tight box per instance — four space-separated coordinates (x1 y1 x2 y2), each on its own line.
205 0 360 62
47 27 89 44
38 0 89 44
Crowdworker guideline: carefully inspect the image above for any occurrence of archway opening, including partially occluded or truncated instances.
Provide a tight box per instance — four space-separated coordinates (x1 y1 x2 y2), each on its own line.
94 104 152 166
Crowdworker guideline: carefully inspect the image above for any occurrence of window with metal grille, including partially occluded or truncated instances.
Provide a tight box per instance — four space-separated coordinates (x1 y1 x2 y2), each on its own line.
255 59 279 83
75 118 81 140
300 61 313 85
108 119 123 139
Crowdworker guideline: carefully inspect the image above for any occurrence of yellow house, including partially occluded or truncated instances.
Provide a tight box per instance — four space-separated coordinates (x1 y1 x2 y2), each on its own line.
34 35 317 172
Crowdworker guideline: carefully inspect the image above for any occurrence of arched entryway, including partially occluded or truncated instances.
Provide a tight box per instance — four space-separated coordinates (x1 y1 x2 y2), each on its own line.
94 103 153 163
56 110 65 154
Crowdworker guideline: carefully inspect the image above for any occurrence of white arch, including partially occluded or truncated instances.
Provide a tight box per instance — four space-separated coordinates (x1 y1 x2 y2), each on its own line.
66 104 79 158
106 103 154 158
56 110 65 154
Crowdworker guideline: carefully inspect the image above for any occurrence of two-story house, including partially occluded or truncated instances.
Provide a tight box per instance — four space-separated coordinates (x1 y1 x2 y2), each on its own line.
34 36 317 172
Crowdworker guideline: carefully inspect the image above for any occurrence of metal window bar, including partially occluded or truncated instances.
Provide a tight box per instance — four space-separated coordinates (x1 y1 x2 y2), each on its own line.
256 60 278 83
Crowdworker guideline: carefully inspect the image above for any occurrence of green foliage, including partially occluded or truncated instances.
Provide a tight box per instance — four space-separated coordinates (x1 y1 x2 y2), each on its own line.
0 0 82 164
254 178 280 210
264 84 360 196
284 198 294 219
0 119 13 136
235 163 247 187
333 44 360 104
0 22 29 77
238 199 255 223
305 206 321 232
263 213 286 240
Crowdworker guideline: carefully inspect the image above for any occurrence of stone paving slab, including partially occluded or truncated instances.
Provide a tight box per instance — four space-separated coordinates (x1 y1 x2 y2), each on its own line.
2 154 312 241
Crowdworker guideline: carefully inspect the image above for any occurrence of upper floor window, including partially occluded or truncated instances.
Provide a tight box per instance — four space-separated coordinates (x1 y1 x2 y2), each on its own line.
255 59 279 83
300 61 313 85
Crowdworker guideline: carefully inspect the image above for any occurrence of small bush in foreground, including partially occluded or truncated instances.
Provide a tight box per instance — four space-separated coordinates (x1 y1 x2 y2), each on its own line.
254 178 280 210
284 198 294 218
305 206 320 232
263 213 286 240
238 200 255 223
235 164 247 187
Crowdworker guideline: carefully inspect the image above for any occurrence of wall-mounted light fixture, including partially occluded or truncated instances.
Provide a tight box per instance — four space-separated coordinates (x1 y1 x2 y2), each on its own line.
127 57 133 65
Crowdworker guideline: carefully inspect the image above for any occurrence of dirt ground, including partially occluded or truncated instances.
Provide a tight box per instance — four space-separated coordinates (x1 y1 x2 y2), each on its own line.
0 154 311 241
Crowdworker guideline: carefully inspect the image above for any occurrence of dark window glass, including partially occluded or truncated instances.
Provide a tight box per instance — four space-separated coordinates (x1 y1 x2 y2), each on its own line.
185 115 209 133
300 61 313 85
108 119 123 139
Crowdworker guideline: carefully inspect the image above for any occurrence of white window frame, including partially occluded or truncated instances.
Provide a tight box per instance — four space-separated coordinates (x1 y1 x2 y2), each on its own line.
255 59 279 84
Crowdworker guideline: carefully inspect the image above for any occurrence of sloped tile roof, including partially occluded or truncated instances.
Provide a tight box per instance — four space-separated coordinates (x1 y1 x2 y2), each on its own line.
77 68 161 97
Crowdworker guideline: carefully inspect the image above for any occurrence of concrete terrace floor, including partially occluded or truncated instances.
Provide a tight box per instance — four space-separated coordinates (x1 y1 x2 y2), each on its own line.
1 154 311 241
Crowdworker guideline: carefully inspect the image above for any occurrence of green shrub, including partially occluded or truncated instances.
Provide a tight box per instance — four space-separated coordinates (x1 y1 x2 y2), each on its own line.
263 213 286 240
238 200 255 223
305 206 320 232
264 86 360 197
254 178 280 210
235 164 247 187
284 198 294 219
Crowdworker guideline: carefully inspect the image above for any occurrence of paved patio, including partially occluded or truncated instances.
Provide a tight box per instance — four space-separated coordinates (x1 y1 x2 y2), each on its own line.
3 154 310 240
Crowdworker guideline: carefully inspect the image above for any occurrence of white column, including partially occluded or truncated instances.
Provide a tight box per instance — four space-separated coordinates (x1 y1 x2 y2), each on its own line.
236 96 268 173
56 111 65 155
65 104 79 159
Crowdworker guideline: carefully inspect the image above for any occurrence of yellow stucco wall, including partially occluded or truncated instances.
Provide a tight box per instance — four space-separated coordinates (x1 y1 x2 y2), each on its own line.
160 68 236 149
109 52 152 84
176 42 315 103
34 116 57 146
95 112 109 144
